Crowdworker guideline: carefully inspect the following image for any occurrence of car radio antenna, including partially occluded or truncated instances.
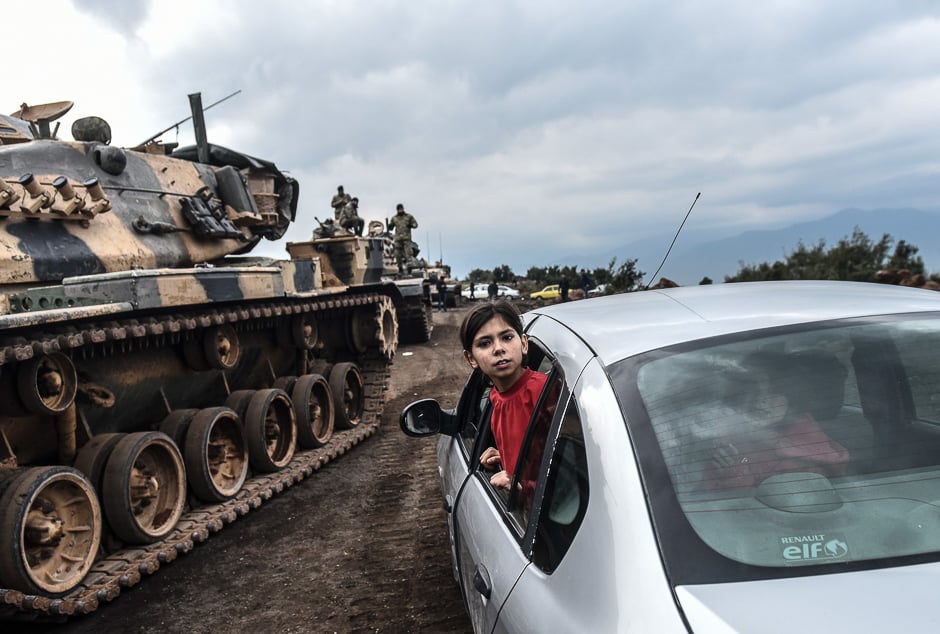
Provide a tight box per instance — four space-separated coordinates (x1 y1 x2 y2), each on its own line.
643 192 700 290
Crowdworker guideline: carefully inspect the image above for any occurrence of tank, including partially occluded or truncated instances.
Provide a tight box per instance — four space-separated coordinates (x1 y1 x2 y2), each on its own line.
366 219 434 344
426 262 462 309
0 96 401 619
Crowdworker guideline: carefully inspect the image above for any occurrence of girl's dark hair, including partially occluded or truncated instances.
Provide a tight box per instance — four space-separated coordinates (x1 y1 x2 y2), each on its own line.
459 300 524 351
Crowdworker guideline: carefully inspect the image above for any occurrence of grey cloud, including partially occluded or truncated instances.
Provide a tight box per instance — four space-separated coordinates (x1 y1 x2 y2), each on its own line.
79 0 940 277
72 0 152 33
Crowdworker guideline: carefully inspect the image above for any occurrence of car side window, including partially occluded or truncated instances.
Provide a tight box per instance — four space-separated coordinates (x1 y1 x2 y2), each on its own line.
473 339 560 520
531 401 588 573
508 373 562 524
455 369 492 460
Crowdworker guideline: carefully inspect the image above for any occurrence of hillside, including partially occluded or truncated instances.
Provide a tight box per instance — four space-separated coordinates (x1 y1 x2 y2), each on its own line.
564 208 940 286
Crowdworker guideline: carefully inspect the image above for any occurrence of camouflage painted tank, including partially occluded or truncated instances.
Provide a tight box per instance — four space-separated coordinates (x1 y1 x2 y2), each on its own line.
427 262 462 309
366 219 433 344
0 96 400 620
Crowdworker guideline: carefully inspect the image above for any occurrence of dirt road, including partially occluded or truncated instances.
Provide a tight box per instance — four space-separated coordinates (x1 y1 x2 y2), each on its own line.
31 308 474 633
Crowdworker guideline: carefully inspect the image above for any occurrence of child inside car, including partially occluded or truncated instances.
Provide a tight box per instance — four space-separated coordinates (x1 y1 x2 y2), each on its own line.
459 301 548 490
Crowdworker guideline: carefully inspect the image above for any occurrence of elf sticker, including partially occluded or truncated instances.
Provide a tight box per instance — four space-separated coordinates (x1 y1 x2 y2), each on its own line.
779 533 848 562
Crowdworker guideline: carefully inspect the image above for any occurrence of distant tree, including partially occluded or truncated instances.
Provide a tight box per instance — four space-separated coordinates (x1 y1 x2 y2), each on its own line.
606 257 644 292
699 277 713 285
590 266 612 286
886 239 925 273
466 268 491 283
522 265 586 289
492 264 515 283
525 266 548 282
724 228 908 283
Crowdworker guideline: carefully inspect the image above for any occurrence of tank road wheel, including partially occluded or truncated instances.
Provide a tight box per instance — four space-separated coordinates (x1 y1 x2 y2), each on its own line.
243 389 297 473
273 375 298 393
204 324 241 370
294 314 319 349
0 466 102 596
329 362 364 430
158 409 200 449
224 389 256 421
277 314 319 350
102 432 186 544
184 407 248 502
308 359 331 378
73 433 125 491
17 352 78 415
348 296 398 360
348 308 373 355
292 374 335 448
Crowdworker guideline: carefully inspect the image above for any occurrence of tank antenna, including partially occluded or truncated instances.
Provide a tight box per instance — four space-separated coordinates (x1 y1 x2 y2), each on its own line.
643 192 700 289
136 89 241 148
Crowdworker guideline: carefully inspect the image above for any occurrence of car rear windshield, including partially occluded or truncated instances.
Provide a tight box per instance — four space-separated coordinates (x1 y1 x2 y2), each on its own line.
611 312 940 584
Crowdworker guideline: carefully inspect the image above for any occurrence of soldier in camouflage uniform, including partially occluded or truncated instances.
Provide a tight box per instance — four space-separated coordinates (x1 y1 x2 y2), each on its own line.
338 197 365 236
388 203 418 272
331 185 350 220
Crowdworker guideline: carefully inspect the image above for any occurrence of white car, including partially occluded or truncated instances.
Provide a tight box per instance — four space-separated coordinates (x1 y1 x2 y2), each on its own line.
587 283 607 296
461 284 520 300
402 281 940 632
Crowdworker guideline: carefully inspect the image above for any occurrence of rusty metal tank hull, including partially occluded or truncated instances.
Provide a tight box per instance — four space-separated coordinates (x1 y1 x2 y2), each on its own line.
0 101 401 620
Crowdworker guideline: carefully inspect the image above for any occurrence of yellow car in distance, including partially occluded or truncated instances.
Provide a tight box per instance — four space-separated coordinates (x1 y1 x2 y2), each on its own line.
530 284 561 300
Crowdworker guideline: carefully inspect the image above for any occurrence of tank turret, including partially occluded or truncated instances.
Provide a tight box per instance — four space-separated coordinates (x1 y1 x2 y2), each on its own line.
0 103 296 292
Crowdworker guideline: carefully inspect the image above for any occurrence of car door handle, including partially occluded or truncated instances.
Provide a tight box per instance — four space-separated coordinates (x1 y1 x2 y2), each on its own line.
472 564 492 600
443 494 453 513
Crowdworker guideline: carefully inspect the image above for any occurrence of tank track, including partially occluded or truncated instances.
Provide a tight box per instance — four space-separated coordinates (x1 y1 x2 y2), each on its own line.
398 301 432 344
0 292 393 622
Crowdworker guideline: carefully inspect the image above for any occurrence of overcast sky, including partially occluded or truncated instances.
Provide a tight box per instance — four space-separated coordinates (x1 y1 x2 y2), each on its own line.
8 1 940 278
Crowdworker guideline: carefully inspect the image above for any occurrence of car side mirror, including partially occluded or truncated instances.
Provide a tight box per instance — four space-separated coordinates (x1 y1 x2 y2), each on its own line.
400 399 457 437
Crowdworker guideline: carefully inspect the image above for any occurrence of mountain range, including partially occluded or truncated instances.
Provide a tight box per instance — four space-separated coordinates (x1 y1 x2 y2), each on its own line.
563 208 940 286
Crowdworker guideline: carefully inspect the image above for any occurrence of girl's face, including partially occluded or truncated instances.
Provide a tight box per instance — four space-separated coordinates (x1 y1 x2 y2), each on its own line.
463 315 528 392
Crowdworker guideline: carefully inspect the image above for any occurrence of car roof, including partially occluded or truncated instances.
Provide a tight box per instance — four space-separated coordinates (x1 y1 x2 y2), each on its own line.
524 281 940 366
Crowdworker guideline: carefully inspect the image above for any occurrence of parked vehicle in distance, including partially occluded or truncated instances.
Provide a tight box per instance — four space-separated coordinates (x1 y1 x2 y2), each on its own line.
530 284 561 300
462 284 520 300
401 281 940 632
588 283 608 296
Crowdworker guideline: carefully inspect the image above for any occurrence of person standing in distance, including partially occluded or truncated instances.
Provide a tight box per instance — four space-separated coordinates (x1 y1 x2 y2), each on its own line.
388 203 418 273
435 276 447 312
331 185 350 220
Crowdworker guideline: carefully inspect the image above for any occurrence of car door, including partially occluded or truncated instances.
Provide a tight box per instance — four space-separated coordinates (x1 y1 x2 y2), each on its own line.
436 369 492 581
451 340 568 633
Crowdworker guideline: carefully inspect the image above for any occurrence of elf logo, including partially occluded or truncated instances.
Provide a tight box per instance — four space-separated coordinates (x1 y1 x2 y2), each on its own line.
780 534 848 562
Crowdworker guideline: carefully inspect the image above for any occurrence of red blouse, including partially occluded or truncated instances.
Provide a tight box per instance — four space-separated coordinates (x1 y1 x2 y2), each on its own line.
489 368 548 476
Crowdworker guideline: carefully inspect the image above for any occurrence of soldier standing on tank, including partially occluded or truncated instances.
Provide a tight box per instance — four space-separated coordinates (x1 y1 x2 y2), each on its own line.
338 197 365 236
331 185 350 220
388 203 418 273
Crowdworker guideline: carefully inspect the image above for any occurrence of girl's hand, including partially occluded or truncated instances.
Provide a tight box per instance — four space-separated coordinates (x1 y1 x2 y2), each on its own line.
480 447 501 469
490 470 511 489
